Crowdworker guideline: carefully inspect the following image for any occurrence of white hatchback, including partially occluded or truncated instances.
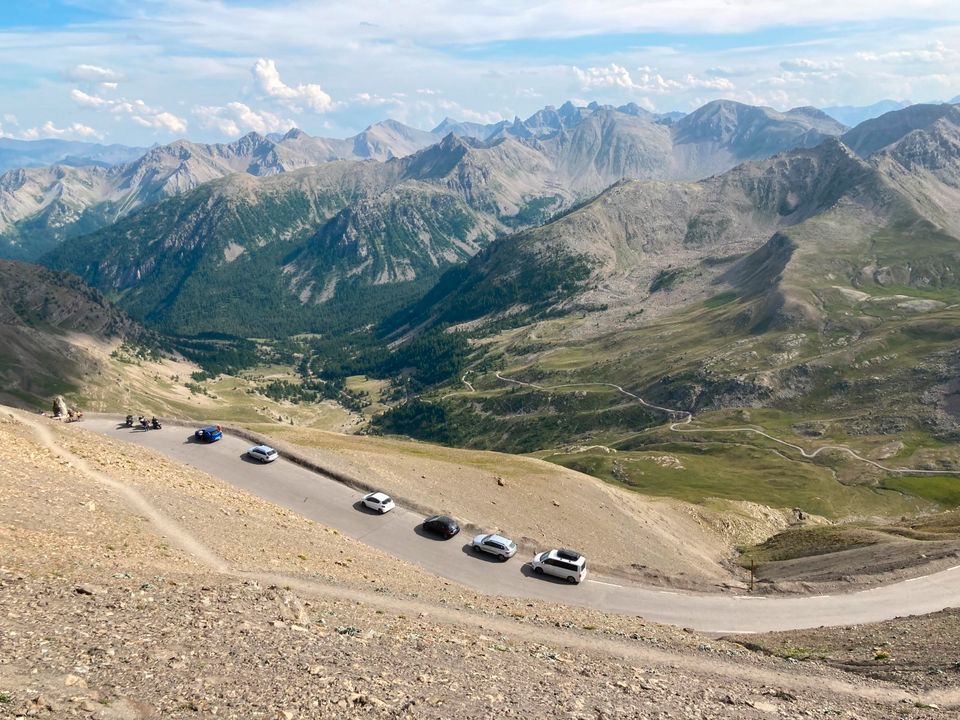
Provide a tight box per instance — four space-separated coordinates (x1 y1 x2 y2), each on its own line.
361 491 395 514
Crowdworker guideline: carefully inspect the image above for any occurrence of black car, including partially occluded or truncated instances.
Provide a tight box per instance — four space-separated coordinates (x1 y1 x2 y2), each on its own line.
422 515 460 539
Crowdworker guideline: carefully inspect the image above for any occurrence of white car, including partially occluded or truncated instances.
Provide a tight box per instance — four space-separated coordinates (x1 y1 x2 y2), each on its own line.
361 491 395 514
470 533 517 561
247 445 279 463
530 548 587 584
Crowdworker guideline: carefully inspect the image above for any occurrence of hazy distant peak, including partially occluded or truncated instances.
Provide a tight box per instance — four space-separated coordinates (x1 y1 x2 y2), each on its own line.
842 103 960 157
431 117 460 134
282 127 307 141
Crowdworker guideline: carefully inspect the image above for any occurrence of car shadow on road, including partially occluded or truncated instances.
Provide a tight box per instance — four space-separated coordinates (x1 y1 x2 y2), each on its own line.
460 544 506 563
414 524 456 541
239 454 267 464
520 563 577 584
352 500 382 515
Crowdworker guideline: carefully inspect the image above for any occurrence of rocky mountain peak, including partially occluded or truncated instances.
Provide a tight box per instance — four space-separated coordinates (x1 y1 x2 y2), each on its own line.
282 127 307 141
431 117 460 134
882 114 960 175
842 103 960 158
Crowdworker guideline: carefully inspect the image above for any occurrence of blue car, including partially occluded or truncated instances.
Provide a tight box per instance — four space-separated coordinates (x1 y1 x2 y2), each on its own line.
194 425 223 443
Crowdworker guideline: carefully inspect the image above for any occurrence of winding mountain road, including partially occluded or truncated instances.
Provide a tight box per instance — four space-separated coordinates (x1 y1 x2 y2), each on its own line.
83 417 960 634
494 372 960 476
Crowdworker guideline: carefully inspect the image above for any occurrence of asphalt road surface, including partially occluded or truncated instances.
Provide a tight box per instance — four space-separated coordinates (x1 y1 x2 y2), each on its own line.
83 418 960 633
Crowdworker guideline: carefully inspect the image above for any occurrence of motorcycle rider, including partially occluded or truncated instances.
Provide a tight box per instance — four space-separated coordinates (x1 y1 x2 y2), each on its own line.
151 416 161 429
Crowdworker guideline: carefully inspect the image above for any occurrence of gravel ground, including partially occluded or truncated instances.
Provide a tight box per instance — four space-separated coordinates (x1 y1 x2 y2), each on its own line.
0 409 953 719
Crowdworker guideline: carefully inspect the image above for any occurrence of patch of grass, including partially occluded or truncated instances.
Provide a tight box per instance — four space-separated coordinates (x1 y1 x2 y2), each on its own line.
649 267 690 293
740 525 889 564
703 291 738 309
547 442 931 519
777 646 818 660
883 475 960 508
0 692 11 704
859 283 960 304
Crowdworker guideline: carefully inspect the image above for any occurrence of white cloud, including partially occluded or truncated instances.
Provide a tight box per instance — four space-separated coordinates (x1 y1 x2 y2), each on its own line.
4 0 960 143
573 63 642 91
515 87 543 98
70 89 187 134
110 1 960 50
70 88 110 108
352 92 402 107
779 58 842 73
856 42 957 64
66 63 122 83
19 120 102 140
252 58 336 113
131 111 188 133
436 100 506 124
193 102 295 137
573 64 734 94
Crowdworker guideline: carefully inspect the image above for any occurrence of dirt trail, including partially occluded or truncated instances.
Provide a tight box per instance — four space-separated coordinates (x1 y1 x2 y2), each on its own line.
494 372 960 476
12 408 960 709
19 413 230 573
439 370 476 399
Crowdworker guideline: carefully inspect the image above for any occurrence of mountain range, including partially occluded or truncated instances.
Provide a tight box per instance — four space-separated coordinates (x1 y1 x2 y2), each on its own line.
2 99 843 264
35 99 849 335
372 100 960 452
4 95 960 471
0 137 148 173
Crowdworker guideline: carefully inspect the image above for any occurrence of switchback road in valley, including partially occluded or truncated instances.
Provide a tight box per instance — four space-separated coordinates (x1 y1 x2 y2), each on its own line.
494 372 960 476
81 417 960 634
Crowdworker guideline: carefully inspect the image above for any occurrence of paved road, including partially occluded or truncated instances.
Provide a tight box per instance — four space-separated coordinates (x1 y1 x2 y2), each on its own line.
83 418 960 633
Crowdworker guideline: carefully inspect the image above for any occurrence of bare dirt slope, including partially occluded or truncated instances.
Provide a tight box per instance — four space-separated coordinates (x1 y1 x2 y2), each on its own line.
0 408 945 718
244 425 786 588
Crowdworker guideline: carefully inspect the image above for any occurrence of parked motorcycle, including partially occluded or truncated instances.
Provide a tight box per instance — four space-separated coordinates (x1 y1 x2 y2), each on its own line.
151 417 162 430
125 415 134 427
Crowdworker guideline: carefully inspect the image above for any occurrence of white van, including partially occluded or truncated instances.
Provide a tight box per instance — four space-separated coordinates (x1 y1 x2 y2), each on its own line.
530 548 587 584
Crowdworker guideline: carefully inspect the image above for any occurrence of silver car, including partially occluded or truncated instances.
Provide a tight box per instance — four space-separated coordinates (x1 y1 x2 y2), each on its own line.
246 445 279 463
470 533 517 561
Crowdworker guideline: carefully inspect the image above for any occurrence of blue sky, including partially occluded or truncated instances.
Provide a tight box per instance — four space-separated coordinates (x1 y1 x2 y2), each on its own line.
1 0 959 144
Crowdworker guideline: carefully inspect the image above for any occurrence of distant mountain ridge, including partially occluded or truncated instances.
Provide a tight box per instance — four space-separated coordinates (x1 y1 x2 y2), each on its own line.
0 120 442 260
1 98 844 262
0 138 148 173
38 99 849 336
390 101 960 346
375 102 960 446
822 100 910 127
